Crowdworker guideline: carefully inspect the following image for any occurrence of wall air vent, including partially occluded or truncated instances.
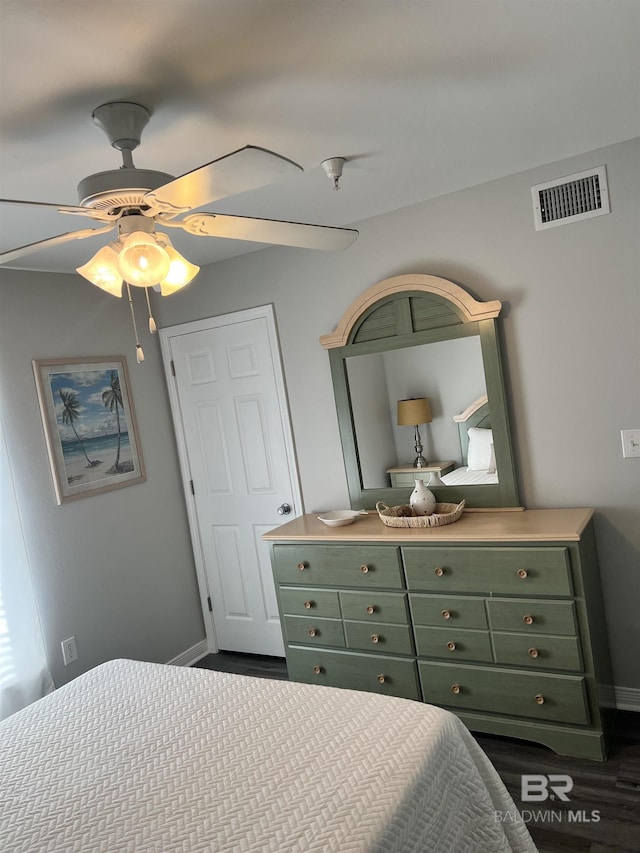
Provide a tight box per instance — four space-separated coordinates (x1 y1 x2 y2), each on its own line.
532 165 609 230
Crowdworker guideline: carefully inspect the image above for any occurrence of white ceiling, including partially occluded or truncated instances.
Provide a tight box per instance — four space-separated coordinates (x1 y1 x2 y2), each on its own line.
1 0 638 274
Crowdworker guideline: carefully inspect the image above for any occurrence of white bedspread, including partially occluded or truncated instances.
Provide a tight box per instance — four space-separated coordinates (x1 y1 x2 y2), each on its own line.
0 659 534 852
441 466 499 486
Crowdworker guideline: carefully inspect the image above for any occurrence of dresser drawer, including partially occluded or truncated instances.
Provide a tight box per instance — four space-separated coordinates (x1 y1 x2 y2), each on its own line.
493 631 583 672
279 587 341 618
488 599 576 636
403 546 572 596
344 620 414 655
410 594 488 629
339 590 408 624
284 615 345 648
272 544 403 588
419 661 589 725
414 625 493 663
287 646 420 699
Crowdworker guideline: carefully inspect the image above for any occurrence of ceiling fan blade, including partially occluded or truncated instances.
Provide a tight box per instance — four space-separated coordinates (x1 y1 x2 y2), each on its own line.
144 146 303 216
175 212 358 251
0 198 115 221
0 224 114 265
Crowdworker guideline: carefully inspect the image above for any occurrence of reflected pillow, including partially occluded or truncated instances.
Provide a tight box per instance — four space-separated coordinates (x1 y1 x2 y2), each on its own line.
467 427 496 471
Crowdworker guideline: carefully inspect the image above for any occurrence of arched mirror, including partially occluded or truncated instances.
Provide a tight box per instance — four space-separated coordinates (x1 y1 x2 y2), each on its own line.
321 274 519 509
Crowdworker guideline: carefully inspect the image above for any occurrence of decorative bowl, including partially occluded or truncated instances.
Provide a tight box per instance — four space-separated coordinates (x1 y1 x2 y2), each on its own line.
317 509 367 527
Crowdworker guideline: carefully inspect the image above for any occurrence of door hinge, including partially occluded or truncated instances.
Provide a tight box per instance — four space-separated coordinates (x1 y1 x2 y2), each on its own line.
189 480 195 495
170 360 175 377
207 596 213 612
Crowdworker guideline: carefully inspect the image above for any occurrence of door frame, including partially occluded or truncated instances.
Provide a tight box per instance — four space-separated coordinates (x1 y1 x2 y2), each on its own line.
159 304 303 654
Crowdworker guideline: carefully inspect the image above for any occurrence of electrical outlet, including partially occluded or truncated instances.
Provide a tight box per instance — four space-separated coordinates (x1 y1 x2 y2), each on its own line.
620 429 640 459
61 636 78 665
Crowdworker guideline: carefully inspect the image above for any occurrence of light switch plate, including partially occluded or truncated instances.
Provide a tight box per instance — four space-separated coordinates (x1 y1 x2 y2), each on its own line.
620 429 640 458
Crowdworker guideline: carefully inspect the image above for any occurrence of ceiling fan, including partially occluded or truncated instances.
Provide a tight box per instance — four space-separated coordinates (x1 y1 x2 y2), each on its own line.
0 101 358 361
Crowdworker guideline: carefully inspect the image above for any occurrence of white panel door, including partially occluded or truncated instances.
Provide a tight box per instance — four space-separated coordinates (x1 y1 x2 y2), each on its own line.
161 306 301 656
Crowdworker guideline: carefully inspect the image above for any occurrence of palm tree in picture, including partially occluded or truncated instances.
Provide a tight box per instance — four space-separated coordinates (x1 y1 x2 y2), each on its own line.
58 389 99 469
102 370 124 474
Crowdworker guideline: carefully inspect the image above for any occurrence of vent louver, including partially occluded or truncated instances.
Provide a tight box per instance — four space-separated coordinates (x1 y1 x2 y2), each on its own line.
532 166 609 230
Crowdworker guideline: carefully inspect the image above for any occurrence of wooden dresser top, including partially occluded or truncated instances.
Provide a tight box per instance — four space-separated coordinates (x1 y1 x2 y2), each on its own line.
263 508 594 543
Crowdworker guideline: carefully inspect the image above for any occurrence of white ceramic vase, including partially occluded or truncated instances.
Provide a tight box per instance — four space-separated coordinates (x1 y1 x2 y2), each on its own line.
410 478 436 516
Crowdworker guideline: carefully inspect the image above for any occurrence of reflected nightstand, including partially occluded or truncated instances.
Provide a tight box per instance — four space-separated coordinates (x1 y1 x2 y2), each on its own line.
387 462 455 488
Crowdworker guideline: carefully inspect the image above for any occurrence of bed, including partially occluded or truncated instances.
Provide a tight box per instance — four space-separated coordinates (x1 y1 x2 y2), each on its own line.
441 395 499 486
0 659 534 852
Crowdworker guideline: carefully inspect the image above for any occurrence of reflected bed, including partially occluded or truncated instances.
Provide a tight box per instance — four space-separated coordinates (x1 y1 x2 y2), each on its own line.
441 394 498 487
0 659 535 852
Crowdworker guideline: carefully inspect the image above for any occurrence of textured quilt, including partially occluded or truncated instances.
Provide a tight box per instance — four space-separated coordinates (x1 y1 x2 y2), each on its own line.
0 659 535 852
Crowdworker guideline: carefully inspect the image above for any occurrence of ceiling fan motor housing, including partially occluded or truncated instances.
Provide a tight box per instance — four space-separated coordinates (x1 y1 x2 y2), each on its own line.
77 168 174 213
78 101 174 214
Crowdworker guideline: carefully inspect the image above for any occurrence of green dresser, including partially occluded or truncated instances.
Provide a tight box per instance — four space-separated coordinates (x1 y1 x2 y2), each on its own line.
265 508 613 761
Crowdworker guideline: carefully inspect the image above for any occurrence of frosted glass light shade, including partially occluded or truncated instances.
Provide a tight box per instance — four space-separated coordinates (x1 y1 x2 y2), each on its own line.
76 245 123 297
159 246 200 296
397 397 432 426
117 231 170 287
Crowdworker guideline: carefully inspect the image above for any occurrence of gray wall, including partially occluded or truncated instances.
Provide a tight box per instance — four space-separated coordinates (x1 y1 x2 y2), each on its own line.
0 273 204 687
1 138 638 694
157 138 640 692
384 336 487 465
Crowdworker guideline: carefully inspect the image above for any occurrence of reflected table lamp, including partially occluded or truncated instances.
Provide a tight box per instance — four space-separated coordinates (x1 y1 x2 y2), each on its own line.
397 397 432 468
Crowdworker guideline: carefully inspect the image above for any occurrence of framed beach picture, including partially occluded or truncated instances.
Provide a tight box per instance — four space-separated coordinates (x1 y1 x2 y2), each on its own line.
33 356 146 504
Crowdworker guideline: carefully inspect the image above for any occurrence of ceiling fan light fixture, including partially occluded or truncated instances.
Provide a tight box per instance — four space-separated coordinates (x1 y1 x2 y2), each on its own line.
76 244 123 297
116 230 171 287
159 245 200 295
321 157 346 190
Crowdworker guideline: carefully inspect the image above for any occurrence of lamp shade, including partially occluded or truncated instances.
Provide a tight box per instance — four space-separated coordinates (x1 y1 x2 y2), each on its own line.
76 244 123 297
159 245 200 295
117 231 171 287
397 397 432 426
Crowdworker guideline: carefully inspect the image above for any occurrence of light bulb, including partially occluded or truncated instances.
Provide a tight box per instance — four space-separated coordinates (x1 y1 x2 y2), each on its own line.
76 245 123 296
159 245 200 295
117 231 170 287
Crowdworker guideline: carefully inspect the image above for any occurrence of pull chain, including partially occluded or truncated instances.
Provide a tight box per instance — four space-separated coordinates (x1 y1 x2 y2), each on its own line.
145 287 157 334
126 282 145 363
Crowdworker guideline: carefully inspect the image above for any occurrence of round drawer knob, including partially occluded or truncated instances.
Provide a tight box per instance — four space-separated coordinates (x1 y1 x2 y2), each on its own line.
377 674 386 684
534 694 545 705
517 569 528 579
434 567 445 577
308 628 318 637
303 600 313 609
447 641 457 651
523 614 534 625
370 634 380 644
366 605 376 614
360 564 370 574
528 647 539 659
451 683 461 695
441 609 452 620
297 562 307 571
312 665 323 674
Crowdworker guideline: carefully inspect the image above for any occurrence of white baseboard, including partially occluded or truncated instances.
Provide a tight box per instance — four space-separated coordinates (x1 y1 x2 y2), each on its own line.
615 686 640 713
167 640 209 668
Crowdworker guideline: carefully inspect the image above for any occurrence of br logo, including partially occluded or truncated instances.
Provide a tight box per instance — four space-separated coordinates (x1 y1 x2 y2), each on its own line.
521 774 573 802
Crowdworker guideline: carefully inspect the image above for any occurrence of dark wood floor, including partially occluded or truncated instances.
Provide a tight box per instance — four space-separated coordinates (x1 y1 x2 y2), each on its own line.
195 653 640 853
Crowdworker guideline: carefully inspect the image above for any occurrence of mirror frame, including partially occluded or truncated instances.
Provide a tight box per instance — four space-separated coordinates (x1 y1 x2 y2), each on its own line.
320 273 520 509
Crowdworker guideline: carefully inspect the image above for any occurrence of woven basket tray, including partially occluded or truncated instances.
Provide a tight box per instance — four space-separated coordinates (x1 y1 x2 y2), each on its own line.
376 500 465 528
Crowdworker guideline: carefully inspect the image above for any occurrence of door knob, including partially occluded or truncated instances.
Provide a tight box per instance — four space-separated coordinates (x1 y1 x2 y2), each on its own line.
277 503 292 516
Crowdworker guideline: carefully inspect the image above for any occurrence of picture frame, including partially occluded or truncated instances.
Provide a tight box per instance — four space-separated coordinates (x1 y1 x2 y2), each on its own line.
32 356 146 504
